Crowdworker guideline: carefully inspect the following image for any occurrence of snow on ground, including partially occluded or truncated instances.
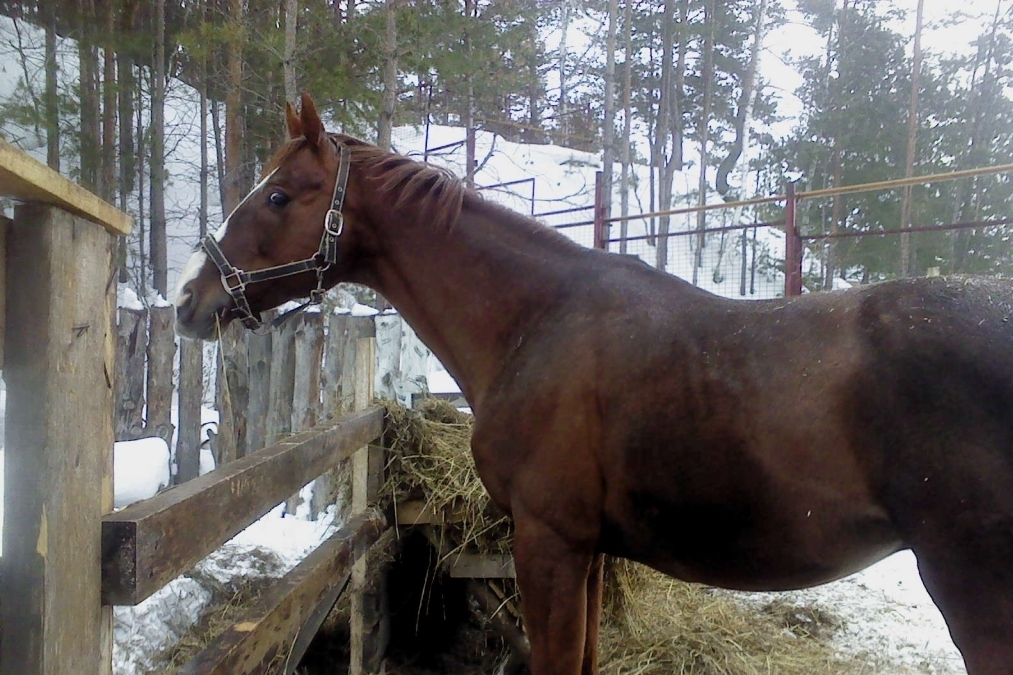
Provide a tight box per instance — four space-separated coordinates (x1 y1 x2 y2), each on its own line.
724 551 966 675
113 437 171 509
113 503 341 674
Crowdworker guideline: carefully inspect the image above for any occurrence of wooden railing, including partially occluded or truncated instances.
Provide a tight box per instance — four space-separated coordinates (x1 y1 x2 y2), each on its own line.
1 139 132 675
101 329 391 675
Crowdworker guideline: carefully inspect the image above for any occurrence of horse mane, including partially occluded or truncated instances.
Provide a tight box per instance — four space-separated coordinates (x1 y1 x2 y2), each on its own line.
336 134 470 230
267 133 581 252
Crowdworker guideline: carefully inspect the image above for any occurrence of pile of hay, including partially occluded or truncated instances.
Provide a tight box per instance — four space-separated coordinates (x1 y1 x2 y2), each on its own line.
384 398 860 675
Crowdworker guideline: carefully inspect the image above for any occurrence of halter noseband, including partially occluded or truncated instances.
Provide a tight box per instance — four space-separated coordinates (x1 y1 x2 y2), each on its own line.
201 141 351 331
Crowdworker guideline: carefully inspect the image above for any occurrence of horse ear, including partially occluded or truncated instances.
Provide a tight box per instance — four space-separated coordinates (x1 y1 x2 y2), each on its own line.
299 92 326 147
285 100 302 139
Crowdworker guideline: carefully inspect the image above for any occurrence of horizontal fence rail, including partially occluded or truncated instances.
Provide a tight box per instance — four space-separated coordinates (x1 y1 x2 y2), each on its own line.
177 512 389 675
101 406 385 605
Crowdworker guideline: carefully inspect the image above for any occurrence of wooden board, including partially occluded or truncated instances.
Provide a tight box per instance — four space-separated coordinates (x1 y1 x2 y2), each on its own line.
394 499 470 525
0 138 132 235
175 512 387 675
449 554 516 579
101 406 384 605
1 204 116 675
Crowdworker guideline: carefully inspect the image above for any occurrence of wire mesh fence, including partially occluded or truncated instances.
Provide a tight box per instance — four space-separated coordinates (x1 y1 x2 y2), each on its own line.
604 219 787 300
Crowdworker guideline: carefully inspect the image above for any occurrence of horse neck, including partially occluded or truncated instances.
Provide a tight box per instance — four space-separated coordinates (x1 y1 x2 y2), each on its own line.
362 199 580 409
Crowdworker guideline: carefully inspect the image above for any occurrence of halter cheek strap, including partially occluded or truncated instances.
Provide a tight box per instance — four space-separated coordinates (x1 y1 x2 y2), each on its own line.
201 140 351 331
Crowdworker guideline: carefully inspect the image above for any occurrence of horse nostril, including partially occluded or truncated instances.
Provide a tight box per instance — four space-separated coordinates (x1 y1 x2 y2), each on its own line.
175 289 196 325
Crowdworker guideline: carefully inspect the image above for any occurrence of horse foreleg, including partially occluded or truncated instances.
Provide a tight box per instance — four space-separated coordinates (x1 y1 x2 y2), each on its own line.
913 532 1013 675
580 552 605 675
513 514 595 675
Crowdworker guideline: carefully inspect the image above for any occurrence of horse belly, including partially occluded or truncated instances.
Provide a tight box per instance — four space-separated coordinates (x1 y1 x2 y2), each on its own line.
601 489 903 592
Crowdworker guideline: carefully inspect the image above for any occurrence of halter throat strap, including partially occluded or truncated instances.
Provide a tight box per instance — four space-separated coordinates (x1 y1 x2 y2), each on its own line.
201 140 351 331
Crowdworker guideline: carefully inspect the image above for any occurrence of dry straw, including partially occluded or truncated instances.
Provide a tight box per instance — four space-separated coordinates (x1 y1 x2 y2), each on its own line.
384 398 861 675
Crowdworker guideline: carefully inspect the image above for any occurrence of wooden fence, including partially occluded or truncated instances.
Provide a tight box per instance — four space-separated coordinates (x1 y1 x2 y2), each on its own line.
1 138 131 675
0 140 418 675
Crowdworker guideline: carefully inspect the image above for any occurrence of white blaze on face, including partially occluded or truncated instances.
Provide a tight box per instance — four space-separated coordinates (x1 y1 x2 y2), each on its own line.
173 169 280 310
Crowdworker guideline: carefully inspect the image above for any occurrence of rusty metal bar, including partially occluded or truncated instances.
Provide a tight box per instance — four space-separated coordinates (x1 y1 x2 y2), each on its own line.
607 220 776 245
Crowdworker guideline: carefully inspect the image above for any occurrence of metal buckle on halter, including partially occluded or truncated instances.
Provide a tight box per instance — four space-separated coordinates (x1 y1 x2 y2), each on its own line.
220 269 246 295
325 209 344 237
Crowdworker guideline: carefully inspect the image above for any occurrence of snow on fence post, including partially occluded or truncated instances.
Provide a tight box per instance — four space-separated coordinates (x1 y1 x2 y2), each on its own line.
176 338 203 484
2 203 117 675
374 312 402 402
115 306 147 441
146 304 176 444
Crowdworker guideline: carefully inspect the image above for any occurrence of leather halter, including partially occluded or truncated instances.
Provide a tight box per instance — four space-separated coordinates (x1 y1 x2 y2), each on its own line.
201 140 351 331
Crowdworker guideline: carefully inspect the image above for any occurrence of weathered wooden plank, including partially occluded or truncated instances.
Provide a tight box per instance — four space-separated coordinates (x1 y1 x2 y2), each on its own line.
115 307 147 440
216 321 249 463
287 312 325 514
101 406 384 606
267 317 297 444
176 512 387 675
351 336 386 675
176 338 204 484
145 305 176 441
0 214 8 369
245 330 272 455
2 204 116 675
449 554 516 579
0 138 132 235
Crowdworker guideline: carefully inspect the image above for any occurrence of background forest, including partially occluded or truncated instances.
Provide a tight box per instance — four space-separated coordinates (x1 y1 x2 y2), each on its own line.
0 0 1011 298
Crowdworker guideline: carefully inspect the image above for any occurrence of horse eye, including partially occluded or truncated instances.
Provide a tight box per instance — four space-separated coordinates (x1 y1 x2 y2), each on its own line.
268 191 290 207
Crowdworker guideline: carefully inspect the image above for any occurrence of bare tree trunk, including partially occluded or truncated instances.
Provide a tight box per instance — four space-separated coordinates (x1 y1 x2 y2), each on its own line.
619 0 633 254
284 0 299 106
136 80 146 296
78 0 100 193
43 13 59 170
898 0 923 277
653 0 675 270
557 0 569 145
211 100 227 213
463 0 476 186
716 0 768 200
101 1 116 202
179 0 210 484
150 0 168 297
950 0 1001 273
601 0 619 224
224 0 246 213
377 0 398 149
691 0 716 286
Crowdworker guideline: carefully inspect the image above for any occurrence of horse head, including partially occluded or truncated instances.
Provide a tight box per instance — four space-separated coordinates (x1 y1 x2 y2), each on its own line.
174 93 375 340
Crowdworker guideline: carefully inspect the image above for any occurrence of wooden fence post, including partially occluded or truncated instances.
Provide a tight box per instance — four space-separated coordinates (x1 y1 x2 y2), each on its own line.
266 318 297 446
216 322 249 464
286 311 325 515
245 329 272 457
176 338 203 484
115 307 147 440
1 204 115 675
350 334 388 675
146 305 176 443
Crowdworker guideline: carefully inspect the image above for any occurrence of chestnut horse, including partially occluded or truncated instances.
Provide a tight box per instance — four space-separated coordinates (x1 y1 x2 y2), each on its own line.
175 94 1013 675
